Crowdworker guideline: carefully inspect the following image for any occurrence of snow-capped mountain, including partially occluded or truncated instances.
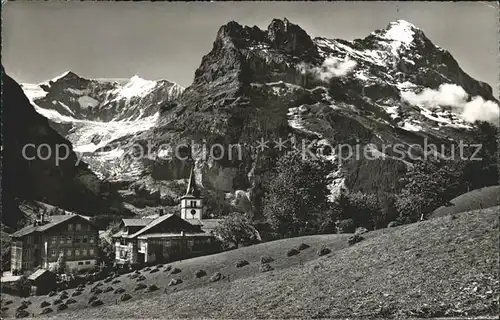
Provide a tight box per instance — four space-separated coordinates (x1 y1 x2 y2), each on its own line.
21 72 184 178
22 18 499 213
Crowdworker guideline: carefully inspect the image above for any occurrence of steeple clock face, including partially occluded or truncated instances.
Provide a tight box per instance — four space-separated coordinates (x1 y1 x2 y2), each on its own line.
190 209 197 218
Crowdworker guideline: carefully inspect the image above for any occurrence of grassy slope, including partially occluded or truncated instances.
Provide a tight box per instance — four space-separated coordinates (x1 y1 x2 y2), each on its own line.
430 185 500 219
2 207 499 319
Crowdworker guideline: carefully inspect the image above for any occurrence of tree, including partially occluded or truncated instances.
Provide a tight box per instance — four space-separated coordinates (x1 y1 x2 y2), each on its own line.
55 252 68 274
262 152 335 238
214 213 258 248
98 238 115 267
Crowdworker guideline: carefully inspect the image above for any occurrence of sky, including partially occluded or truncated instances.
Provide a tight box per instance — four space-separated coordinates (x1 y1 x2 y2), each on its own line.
2 1 499 96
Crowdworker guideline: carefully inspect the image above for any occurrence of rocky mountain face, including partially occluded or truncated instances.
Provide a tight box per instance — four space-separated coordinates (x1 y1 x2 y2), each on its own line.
1 67 131 229
22 18 500 216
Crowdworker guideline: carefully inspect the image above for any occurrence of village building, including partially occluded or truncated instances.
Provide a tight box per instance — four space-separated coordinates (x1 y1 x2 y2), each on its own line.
112 168 223 265
10 213 99 273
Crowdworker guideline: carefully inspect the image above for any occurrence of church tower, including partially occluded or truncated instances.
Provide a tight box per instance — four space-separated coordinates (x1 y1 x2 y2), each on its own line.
180 166 203 220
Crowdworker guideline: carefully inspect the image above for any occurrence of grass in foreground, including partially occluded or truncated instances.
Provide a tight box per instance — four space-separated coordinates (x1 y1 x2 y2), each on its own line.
2 207 499 319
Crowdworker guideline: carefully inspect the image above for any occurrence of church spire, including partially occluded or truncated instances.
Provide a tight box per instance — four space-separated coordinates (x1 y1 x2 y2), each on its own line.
185 166 200 197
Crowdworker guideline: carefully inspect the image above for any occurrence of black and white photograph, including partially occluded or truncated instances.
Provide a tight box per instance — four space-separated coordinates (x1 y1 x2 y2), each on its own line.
1 1 499 319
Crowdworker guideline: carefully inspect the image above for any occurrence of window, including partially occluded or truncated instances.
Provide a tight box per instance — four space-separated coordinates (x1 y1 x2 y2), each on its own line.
76 224 81 231
188 240 194 247
67 236 72 243
68 224 73 231
75 249 80 256
23 249 30 257
51 236 57 244
75 236 81 244
59 249 64 257
190 201 196 207
82 249 88 256
78 262 83 265
89 248 94 255
66 248 72 256
89 236 94 244
26 237 31 245
51 249 57 257
165 240 171 247
83 235 88 244
59 236 65 244
85 261 91 265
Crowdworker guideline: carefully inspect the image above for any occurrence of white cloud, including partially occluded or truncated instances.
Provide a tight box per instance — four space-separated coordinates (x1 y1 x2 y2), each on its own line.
299 56 357 81
401 83 499 124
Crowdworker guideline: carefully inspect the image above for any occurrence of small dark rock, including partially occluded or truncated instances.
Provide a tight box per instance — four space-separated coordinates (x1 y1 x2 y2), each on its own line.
149 268 159 274
235 260 249 268
298 243 310 251
57 303 68 311
104 286 114 293
134 283 147 291
66 299 77 305
287 248 300 257
15 310 30 318
114 288 126 294
146 285 159 292
40 301 50 308
259 263 274 273
195 269 207 278
71 291 81 297
111 279 121 284
40 307 53 315
136 275 146 282
170 267 181 274
120 293 132 302
209 272 223 283
90 300 103 307
318 247 331 256
48 291 56 297
260 256 274 264
53 299 62 305
348 234 364 245
164 265 172 272
168 278 182 286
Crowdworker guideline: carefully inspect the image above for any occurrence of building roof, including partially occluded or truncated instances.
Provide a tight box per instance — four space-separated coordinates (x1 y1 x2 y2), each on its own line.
122 218 155 227
127 214 175 239
28 269 52 281
137 232 210 239
181 166 201 198
185 219 223 232
1 275 21 283
11 215 83 238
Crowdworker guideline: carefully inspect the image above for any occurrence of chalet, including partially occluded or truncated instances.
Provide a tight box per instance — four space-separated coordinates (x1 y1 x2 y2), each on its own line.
10 213 99 273
112 167 223 265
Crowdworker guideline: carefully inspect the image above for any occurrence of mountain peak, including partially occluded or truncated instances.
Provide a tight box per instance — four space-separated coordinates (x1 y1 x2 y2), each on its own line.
50 70 80 82
266 17 318 57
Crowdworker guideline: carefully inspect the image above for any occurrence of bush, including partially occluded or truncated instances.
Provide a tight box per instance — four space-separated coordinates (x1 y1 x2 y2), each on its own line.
90 300 103 307
348 234 364 245
66 299 77 305
337 219 355 233
195 269 207 278
104 286 114 293
298 243 310 251
114 288 125 294
260 256 274 264
57 303 68 311
210 272 223 283
318 247 331 256
170 268 181 274
120 293 132 302
146 285 159 292
168 279 182 286
53 299 62 305
134 283 147 291
286 248 300 257
235 260 249 268
259 263 274 273
40 307 53 315
40 301 50 308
